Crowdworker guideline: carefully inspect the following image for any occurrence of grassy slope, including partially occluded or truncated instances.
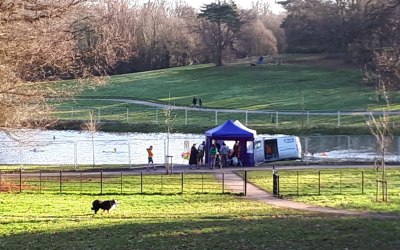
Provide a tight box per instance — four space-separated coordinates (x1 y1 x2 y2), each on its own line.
80 63 378 111
1 193 400 249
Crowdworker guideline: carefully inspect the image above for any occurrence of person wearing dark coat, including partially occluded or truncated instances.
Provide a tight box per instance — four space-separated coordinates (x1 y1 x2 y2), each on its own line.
189 143 199 169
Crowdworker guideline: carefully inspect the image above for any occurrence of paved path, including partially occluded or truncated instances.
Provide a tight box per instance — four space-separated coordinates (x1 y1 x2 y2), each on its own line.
216 170 400 219
77 98 400 116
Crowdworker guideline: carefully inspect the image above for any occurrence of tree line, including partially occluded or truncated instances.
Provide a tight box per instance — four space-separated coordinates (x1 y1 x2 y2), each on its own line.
1 0 399 131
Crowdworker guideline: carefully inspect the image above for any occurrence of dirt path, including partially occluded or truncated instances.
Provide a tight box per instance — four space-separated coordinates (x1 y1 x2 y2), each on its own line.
217 171 400 219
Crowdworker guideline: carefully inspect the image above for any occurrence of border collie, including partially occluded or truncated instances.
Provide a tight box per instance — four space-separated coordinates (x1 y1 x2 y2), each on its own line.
91 199 118 214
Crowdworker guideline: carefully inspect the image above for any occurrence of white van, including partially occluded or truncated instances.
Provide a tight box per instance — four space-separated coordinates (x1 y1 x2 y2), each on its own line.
254 135 302 163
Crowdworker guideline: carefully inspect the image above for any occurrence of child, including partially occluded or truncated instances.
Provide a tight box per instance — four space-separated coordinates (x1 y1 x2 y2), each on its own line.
146 146 156 171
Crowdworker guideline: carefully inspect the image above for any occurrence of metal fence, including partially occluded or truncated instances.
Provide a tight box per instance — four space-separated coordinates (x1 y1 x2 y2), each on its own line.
0 169 246 195
249 169 400 199
53 104 400 128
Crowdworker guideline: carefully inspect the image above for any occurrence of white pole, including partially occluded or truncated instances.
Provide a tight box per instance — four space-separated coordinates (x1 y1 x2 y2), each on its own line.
71 107 74 121
307 111 310 127
245 110 248 125
185 109 188 125
337 111 341 127
275 111 279 127
126 108 129 123
215 110 218 125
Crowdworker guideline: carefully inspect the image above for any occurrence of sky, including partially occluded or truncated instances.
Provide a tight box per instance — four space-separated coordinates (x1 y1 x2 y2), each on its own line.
184 0 285 14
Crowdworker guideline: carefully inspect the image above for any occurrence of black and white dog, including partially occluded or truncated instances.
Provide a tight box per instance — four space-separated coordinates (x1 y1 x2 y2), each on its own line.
91 199 118 214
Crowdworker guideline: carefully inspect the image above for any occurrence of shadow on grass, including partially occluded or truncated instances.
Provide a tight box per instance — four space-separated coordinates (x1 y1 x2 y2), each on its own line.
2 214 400 249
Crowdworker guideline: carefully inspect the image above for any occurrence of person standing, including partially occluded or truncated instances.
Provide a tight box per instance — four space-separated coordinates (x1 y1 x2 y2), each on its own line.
209 142 218 169
199 97 203 108
146 145 156 171
233 141 242 166
189 143 199 169
192 96 197 107
197 141 205 165
220 142 229 168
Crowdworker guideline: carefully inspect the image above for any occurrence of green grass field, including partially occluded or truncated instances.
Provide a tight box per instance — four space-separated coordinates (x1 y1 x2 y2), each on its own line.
248 168 400 213
51 58 400 134
1 193 400 249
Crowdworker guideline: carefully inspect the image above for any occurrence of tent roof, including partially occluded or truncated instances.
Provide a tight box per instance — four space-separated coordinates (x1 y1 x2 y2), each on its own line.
233 120 257 138
205 120 256 140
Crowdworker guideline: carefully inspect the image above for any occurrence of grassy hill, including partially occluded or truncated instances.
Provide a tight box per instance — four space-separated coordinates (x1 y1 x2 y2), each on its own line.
80 62 374 111
52 56 400 134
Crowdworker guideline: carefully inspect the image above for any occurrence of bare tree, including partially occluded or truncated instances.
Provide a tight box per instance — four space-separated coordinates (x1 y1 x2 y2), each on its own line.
0 0 135 132
364 47 399 202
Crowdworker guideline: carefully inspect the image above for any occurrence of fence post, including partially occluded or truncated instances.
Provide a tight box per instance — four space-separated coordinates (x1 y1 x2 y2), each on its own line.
339 171 342 194
215 110 218 125
275 111 279 127
181 172 184 194
337 111 341 127
60 170 62 194
0 171 2 193
202 172 204 193
244 171 247 196
318 171 321 195
71 107 74 121
74 140 77 169
156 108 159 124
80 170 83 194
19 168 22 193
128 143 132 168
245 110 248 125
120 171 123 194
222 173 225 194
297 171 299 196
161 174 163 193
141 171 143 194
126 108 129 123
306 111 310 127
100 170 103 195
361 171 364 195
97 108 101 123
185 109 188 125
39 170 42 194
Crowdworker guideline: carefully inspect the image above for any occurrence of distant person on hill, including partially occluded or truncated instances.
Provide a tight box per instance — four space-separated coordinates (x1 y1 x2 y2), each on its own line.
192 96 197 107
199 97 203 108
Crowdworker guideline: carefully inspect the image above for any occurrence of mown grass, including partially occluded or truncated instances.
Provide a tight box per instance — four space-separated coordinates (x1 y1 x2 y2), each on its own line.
50 60 400 134
1 193 400 249
248 168 400 213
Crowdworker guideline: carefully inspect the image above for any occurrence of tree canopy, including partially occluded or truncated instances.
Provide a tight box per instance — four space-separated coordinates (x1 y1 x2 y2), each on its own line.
197 0 242 66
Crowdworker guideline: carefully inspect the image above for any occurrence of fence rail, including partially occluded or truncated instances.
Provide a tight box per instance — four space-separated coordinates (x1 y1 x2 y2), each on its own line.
248 169 400 198
0 169 246 195
53 103 400 128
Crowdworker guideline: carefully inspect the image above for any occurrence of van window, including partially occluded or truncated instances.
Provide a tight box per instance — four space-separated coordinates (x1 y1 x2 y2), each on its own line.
255 141 261 149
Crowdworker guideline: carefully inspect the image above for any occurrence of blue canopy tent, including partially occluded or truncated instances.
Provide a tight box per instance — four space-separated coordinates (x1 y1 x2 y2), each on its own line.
205 120 256 166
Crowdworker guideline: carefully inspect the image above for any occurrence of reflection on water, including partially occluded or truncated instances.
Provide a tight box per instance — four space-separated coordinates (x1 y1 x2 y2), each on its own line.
1 130 399 165
0 130 204 166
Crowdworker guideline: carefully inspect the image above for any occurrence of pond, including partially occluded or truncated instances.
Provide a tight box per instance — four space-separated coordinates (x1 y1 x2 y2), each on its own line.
0 130 399 166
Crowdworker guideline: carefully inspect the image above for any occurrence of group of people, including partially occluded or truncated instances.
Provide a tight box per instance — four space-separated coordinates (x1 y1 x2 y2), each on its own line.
188 141 205 169
192 96 203 108
189 140 242 169
147 140 243 171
